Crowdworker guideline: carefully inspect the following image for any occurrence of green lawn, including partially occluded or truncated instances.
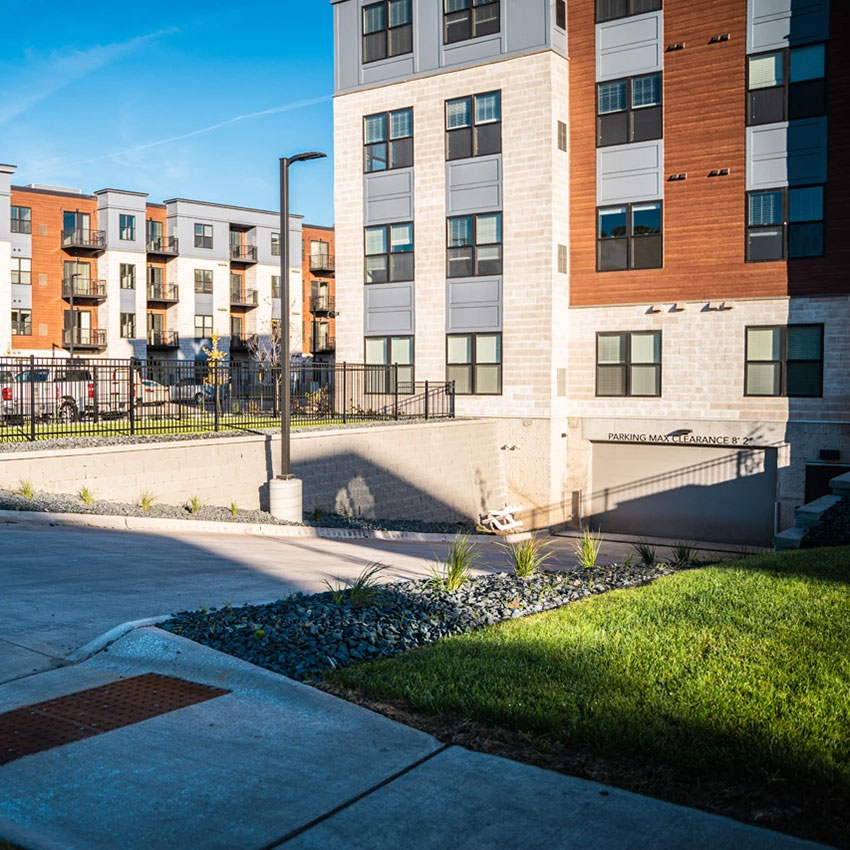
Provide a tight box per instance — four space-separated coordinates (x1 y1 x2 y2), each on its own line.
329 548 850 847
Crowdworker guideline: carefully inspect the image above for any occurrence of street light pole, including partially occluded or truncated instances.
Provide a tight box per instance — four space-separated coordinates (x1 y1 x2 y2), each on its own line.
269 151 326 522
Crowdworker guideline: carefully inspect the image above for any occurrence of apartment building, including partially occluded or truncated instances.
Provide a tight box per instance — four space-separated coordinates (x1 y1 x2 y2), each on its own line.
331 0 848 544
0 173 308 362
301 224 337 362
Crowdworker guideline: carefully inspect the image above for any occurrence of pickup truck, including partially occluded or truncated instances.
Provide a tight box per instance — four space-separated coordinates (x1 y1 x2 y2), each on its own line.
0 366 139 424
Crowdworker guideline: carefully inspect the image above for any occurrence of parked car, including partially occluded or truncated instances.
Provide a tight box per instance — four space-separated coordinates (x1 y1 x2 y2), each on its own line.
169 377 220 407
136 378 170 408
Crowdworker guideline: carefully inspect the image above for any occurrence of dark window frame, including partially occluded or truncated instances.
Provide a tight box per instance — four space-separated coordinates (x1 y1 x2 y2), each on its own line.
119 312 136 339
364 222 415 284
11 206 31 234
194 223 213 249
194 314 214 339
194 268 214 294
364 108 414 173
11 257 31 286
362 0 413 64
119 263 136 290
445 90 501 161
443 0 501 45
11 309 32 336
596 73 662 147
555 0 566 30
596 201 663 271
364 335 415 394
271 232 280 256
446 332 503 396
446 212 503 278
595 330 662 397
744 324 824 398
119 214 136 241
596 0 662 24
745 185 825 262
746 43 827 126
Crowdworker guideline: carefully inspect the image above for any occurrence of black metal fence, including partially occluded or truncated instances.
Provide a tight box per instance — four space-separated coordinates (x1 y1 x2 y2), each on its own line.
0 357 454 442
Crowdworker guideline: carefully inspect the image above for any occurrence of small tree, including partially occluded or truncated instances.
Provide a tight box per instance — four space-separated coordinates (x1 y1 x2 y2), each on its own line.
246 322 283 415
201 333 228 416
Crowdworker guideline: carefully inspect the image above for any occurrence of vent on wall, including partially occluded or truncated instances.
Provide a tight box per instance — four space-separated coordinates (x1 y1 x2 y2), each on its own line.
38 224 48 237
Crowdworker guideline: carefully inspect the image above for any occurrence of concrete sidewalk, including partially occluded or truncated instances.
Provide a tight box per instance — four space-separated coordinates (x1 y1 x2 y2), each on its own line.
0 627 827 850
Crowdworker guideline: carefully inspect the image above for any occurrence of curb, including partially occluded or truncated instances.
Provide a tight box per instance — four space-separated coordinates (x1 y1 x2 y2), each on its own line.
0 509 533 544
66 615 172 663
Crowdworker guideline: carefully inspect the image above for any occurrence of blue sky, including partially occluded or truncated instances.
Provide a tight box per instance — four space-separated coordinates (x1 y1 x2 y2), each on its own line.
0 1 336 225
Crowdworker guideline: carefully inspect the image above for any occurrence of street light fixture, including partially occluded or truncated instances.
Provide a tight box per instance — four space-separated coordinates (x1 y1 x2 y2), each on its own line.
268 151 327 521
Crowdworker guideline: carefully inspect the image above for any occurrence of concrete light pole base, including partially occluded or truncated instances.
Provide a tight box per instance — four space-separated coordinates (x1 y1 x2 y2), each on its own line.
269 476 303 522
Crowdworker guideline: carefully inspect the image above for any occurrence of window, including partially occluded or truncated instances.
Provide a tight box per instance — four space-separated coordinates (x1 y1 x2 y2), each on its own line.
362 0 412 64
557 120 567 152
194 314 214 339
447 333 502 395
447 213 502 277
365 223 414 282
119 214 136 241
11 206 31 234
747 43 826 125
745 325 823 397
444 0 500 44
194 223 213 249
597 0 661 23
596 331 661 396
120 263 136 290
271 232 280 256
11 309 32 336
446 91 501 160
556 0 566 29
120 313 136 339
597 202 662 270
194 269 214 294
11 258 31 285
597 73 662 146
148 266 163 286
272 275 281 299
365 336 414 393
364 108 414 172
747 186 823 261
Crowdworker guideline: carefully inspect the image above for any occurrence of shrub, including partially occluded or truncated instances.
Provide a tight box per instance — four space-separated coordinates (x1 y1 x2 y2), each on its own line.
139 491 156 511
17 479 34 499
189 495 202 515
633 539 657 568
311 504 323 522
78 486 94 506
574 527 603 569
324 561 388 606
229 502 239 517
671 541 697 567
501 535 555 577
428 535 478 592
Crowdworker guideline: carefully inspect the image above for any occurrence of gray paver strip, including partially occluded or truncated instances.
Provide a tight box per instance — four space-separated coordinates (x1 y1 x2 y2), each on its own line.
280 746 828 850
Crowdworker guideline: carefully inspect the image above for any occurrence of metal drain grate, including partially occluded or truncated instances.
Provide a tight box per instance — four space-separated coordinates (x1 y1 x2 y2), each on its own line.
0 673 228 766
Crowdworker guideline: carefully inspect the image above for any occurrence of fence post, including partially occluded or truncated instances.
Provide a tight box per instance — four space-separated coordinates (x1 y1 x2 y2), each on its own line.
128 358 136 436
213 360 220 432
424 380 429 420
92 363 100 424
393 364 399 421
449 380 455 418
28 355 35 442
342 362 347 425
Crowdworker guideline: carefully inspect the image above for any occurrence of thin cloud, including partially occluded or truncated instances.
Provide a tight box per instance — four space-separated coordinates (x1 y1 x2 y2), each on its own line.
65 94 333 168
0 28 178 127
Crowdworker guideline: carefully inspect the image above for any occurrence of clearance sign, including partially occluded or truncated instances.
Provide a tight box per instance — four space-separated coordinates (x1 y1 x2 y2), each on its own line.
606 432 755 447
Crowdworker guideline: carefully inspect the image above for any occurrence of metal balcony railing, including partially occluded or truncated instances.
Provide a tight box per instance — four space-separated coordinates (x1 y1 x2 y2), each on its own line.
62 278 108 299
61 228 105 250
309 253 335 272
230 333 257 350
230 287 259 307
310 294 335 313
147 330 180 348
62 328 107 349
312 335 336 353
147 283 180 303
146 235 179 255
230 244 258 263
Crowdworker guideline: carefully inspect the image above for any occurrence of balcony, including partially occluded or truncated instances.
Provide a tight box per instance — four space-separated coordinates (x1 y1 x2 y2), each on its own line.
61 228 105 252
146 235 179 256
63 328 107 350
312 335 336 354
230 333 257 351
230 244 258 264
147 330 180 349
147 282 180 303
309 253 335 273
62 278 108 301
230 287 259 308
310 294 335 314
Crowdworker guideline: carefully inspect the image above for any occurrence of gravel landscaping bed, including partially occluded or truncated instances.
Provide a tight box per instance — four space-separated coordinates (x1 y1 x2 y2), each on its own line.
161 562 678 681
802 495 850 547
0 487 471 535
